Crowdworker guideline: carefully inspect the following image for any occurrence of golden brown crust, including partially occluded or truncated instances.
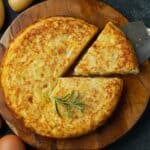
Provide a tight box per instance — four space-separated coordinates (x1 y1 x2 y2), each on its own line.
0 17 98 138
74 21 139 76
50 77 123 138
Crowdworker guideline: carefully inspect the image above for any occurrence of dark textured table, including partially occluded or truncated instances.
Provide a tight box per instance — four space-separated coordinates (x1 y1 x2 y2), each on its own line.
0 0 150 150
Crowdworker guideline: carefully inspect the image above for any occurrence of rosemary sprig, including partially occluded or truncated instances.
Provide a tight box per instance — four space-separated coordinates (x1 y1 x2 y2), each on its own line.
50 91 84 117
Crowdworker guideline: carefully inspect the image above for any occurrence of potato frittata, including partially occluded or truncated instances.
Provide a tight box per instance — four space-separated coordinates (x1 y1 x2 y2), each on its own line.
0 17 98 138
50 77 123 138
74 22 139 76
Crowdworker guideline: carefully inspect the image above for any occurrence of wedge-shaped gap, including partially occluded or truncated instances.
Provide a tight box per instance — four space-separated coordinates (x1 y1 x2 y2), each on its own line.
62 31 100 77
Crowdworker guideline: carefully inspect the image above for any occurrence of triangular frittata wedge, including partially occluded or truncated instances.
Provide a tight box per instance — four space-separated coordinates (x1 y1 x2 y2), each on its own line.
50 77 123 138
74 22 139 76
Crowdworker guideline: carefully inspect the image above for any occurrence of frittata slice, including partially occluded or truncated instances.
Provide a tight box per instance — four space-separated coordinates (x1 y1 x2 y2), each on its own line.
74 22 139 76
49 77 123 138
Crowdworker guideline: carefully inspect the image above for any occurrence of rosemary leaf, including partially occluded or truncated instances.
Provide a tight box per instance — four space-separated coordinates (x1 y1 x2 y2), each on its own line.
55 100 61 117
51 96 62 117
62 93 71 100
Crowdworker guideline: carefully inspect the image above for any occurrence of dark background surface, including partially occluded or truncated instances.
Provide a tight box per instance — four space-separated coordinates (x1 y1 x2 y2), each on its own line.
0 0 150 150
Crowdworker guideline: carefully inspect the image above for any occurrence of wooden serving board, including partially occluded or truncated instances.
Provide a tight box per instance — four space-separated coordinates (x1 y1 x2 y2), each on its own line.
0 0 150 149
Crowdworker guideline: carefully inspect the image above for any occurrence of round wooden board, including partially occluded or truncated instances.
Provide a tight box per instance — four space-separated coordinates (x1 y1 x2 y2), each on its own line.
0 0 150 149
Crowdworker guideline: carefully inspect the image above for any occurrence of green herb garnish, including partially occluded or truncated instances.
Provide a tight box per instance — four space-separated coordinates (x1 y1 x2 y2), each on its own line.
50 91 84 117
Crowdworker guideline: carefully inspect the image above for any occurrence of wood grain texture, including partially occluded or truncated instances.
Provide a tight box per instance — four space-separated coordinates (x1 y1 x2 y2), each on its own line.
0 0 128 47
0 0 149 149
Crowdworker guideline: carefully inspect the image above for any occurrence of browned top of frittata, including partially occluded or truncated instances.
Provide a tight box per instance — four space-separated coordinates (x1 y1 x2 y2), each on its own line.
0 17 98 138
74 22 139 76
